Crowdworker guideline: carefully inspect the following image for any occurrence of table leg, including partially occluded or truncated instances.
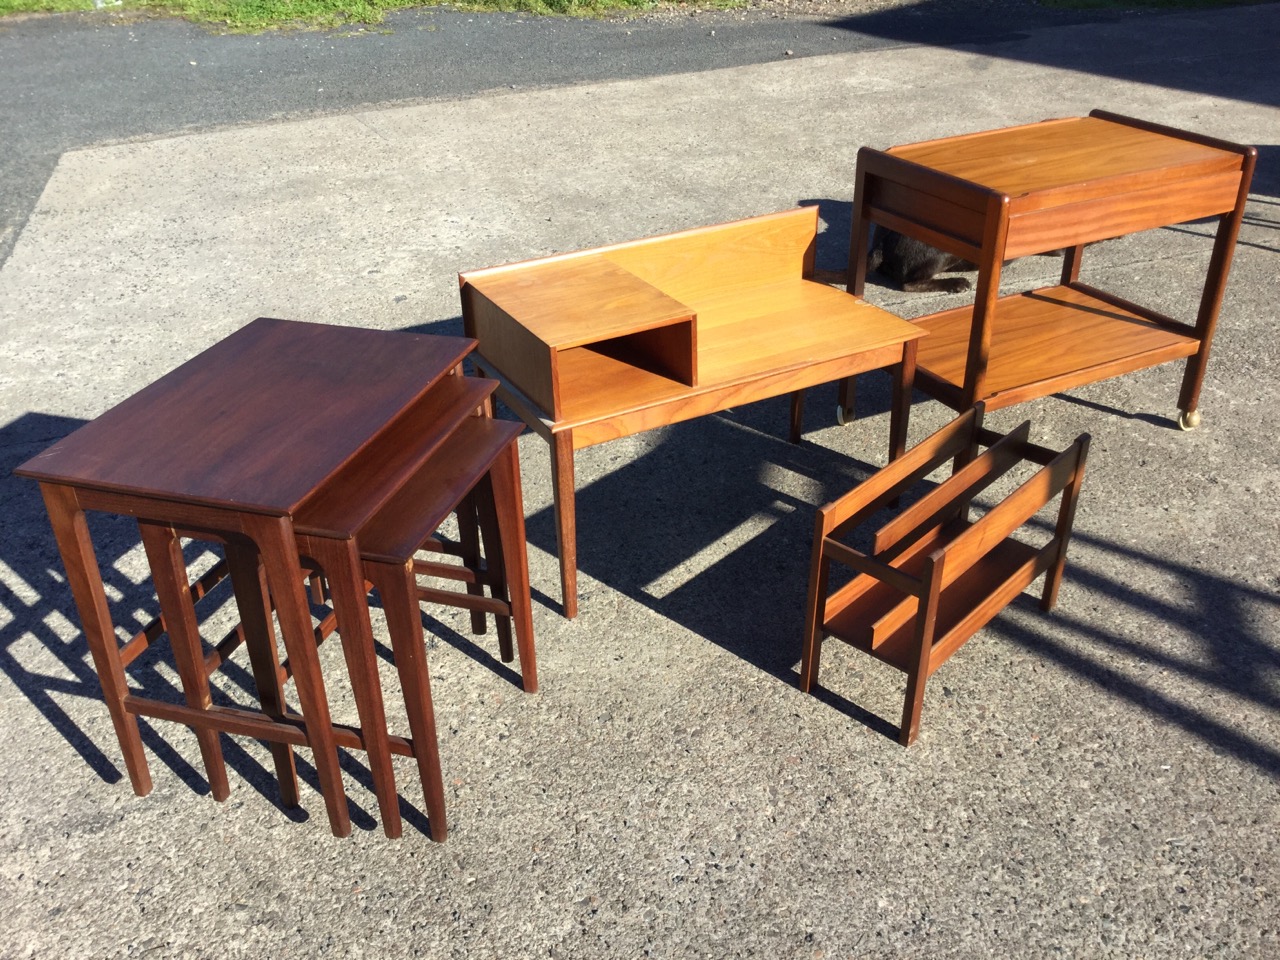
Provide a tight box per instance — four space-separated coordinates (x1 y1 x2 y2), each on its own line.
223 539 300 808
368 560 448 842
138 521 231 802
488 442 538 693
960 200 1009 410
472 479 515 664
787 390 805 444
39 482 153 796
1060 244 1085 285
454 492 488 636
1179 206 1249 420
550 430 579 619
888 339 918 464
301 534 403 839
242 514 351 838
837 377 857 426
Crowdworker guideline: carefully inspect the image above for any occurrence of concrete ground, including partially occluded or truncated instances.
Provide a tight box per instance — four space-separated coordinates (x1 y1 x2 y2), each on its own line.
1 4 1278 957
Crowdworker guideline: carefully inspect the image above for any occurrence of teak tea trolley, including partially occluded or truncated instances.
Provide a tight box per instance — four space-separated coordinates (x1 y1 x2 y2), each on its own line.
849 110 1255 444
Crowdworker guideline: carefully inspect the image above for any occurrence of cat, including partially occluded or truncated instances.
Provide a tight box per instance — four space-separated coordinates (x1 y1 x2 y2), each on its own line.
810 226 1070 293
807 226 975 292
866 225 977 293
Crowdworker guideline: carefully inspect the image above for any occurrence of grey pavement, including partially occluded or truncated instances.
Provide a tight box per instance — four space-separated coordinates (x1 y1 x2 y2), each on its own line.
1 4 1278 957
0 0 1159 269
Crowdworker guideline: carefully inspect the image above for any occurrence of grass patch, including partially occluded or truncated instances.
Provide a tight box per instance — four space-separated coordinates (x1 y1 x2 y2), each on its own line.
0 0 1264 32
0 0 663 31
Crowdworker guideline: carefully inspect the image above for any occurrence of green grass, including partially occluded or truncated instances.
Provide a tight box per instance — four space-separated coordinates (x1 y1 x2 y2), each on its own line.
0 0 662 31
0 0 1265 32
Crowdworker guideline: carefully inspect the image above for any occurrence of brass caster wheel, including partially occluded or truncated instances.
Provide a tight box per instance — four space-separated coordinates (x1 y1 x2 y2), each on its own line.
836 405 855 427
1178 409 1201 431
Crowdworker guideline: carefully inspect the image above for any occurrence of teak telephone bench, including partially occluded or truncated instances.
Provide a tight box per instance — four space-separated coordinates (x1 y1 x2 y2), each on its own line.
460 207 924 618
848 110 1255 447
799 405 1090 746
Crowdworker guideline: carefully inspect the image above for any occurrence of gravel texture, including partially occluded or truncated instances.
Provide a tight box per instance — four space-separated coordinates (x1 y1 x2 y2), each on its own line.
1 3 1277 958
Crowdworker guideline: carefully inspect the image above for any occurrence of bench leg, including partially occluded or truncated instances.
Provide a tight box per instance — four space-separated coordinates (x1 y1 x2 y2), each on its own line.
788 390 805 444
550 430 579 619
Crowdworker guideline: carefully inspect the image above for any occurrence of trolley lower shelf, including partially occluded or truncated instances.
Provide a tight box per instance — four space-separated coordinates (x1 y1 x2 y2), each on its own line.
913 283 1201 412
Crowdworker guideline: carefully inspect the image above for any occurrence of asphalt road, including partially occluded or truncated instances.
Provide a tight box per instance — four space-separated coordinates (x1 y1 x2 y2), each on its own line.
0 2 1118 269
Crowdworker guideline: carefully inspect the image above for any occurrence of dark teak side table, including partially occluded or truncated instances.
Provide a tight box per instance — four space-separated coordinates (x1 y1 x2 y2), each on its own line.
16 318 477 837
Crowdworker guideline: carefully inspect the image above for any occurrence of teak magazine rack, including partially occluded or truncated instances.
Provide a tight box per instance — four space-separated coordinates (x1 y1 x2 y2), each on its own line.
849 110 1255 446
800 405 1090 746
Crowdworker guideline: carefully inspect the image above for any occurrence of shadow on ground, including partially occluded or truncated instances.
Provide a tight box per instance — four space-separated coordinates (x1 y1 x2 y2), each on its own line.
0 412 439 834
513 381 1280 773
826 0 1280 109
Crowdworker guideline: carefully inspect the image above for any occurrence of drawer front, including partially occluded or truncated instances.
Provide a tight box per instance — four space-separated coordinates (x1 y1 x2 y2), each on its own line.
1005 171 1242 258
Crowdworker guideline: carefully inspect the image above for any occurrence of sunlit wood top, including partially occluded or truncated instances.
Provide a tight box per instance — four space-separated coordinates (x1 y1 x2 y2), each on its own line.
460 206 921 441
915 284 1199 398
464 254 693 349
689 280 920 383
889 116 1242 200
15 319 474 515
554 279 920 428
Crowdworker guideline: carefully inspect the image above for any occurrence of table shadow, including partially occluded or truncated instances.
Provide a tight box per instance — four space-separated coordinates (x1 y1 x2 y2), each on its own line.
522 398 1280 772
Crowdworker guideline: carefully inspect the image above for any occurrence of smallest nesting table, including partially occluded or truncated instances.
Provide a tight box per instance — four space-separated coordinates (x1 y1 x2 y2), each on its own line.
16 318 485 837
